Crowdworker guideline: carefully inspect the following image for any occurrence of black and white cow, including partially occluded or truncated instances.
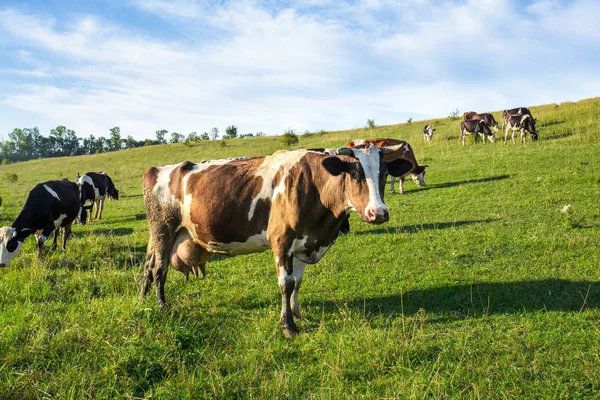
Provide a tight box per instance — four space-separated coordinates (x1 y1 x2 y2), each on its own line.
502 107 532 130
78 172 119 222
472 113 499 131
460 119 496 145
0 179 83 267
423 125 435 143
504 114 539 144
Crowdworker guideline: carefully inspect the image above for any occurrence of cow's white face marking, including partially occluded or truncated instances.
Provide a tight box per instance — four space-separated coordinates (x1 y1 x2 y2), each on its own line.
0 227 23 267
404 142 411 153
54 214 68 228
248 150 307 221
351 147 388 220
43 184 61 200
412 172 426 186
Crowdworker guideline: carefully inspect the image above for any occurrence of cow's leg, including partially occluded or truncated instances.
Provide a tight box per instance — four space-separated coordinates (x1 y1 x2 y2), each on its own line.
61 224 72 251
504 127 509 144
98 198 105 220
511 129 516 144
51 227 60 250
521 129 526 144
140 242 156 298
36 224 55 258
92 199 99 220
399 177 405 195
389 176 396 193
461 131 466 146
290 258 307 321
275 253 298 338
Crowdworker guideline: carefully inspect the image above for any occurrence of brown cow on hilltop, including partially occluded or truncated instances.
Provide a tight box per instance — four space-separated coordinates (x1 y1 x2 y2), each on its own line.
462 111 477 120
140 146 412 338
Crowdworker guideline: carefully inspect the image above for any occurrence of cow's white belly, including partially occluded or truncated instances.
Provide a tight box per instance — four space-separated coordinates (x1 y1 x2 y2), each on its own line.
205 230 270 256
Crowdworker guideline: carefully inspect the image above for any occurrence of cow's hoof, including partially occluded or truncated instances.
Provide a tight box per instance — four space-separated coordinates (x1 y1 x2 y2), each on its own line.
282 327 297 339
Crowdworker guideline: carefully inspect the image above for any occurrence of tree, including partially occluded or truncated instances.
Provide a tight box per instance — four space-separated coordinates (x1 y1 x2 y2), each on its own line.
155 129 168 144
200 132 210 141
281 129 299 147
49 125 79 156
109 127 122 151
210 127 219 140
170 132 184 143
224 125 238 139
82 135 97 155
449 108 460 120
366 119 376 129
187 131 199 142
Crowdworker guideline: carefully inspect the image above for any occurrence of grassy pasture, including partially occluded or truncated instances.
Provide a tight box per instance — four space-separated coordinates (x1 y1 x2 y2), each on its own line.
0 97 599 399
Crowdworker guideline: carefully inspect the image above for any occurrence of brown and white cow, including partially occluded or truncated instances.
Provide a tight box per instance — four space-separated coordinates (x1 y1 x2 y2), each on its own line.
345 138 428 195
504 114 539 144
0 179 83 267
460 119 496 145
462 111 477 121
140 146 412 338
472 113 499 131
423 125 435 143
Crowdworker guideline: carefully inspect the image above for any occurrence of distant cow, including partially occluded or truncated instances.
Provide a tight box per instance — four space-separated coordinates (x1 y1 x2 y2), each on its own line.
345 138 428 194
0 179 84 267
140 146 412 338
462 111 477 121
502 107 532 130
423 125 435 142
461 119 496 145
78 172 119 222
504 114 539 144
472 113 499 131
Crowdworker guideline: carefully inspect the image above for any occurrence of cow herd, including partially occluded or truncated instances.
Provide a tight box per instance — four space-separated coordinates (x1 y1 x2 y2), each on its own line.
0 106 541 338
451 108 539 146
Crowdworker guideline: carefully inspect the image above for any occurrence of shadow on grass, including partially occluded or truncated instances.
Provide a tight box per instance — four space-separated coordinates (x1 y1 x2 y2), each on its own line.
538 119 566 128
544 131 575 141
413 174 510 193
353 218 499 235
311 279 599 320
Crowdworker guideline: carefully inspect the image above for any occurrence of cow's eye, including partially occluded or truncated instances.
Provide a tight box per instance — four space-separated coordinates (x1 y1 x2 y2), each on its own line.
350 171 359 180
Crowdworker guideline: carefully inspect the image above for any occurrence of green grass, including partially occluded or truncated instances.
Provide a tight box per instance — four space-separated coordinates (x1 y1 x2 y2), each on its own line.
1 97 599 399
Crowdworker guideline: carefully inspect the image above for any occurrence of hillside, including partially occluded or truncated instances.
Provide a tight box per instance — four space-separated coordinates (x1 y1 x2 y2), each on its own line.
0 97 599 398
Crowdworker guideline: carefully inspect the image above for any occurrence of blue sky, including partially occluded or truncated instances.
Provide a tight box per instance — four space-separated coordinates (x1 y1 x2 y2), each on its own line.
1 0 599 140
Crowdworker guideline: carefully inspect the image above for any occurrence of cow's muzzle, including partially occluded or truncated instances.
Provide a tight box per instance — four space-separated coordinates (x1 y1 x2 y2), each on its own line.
366 208 389 224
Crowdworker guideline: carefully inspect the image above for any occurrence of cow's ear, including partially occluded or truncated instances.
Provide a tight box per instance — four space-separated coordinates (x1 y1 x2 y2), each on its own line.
322 156 350 176
385 158 414 177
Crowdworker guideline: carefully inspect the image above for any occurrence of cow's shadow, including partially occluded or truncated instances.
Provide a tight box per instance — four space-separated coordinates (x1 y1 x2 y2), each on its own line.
307 279 599 320
407 174 510 193
353 218 498 235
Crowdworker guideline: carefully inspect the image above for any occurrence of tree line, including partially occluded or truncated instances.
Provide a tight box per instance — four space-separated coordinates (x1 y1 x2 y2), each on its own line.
0 125 265 164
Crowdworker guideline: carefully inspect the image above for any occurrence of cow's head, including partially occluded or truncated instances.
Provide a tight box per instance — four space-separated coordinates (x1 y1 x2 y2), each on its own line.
411 164 429 186
321 145 413 224
78 204 92 225
479 121 496 142
109 188 119 200
0 227 24 267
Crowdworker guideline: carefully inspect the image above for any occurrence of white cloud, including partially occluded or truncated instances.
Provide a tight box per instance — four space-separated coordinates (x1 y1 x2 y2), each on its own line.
0 1 599 140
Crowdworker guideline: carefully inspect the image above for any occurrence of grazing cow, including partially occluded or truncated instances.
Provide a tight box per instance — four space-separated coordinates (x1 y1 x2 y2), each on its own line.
0 179 84 267
504 114 539 144
472 113 499 131
460 119 496 145
78 172 119 222
140 146 412 338
345 138 428 195
462 111 477 120
502 107 532 130
423 125 435 142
